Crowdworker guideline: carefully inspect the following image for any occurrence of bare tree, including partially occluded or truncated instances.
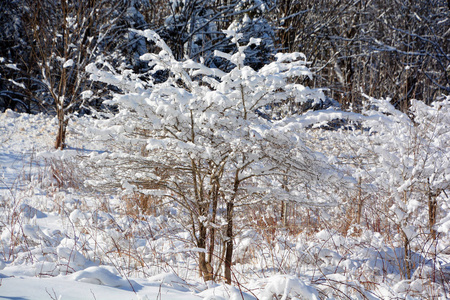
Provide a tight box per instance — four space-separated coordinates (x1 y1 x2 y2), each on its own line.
23 0 129 149
270 0 450 110
0 0 36 113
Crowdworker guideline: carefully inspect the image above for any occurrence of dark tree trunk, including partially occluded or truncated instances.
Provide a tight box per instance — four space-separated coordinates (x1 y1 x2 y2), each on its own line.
224 200 233 284
55 108 67 150
224 170 240 284
401 229 412 280
207 180 219 278
198 223 213 282
355 178 363 224
428 191 438 240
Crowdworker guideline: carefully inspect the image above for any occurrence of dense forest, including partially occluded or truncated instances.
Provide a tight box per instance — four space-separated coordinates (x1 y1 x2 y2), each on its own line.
1 0 449 117
0 1 449 299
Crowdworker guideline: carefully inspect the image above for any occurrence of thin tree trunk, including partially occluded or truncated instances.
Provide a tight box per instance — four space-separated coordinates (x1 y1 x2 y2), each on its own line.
224 171 239 284
281 175 289 227
224 200 233 284
55 107 67 150
198 223 213 282
428 190 438 240
401 230 412 279
401 191 412 280
207 179 219 280
191 157 213 282
281 201 288 227
355 177 363 224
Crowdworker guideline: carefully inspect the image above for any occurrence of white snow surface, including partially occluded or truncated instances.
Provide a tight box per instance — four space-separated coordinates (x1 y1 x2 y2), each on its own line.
0 275 200 300
0 109 449 299
0 111 205 299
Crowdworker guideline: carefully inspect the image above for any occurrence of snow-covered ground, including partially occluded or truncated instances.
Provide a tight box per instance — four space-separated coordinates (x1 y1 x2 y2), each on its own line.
0 111 199 299
1 110 449 299
0 111 318 300
0 274 201 300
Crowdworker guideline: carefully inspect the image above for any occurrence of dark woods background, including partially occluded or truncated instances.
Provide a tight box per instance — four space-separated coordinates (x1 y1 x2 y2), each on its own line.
1 0 449 115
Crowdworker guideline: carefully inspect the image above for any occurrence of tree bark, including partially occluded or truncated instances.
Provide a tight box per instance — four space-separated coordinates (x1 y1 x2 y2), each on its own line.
55 107 67 150
224 200 233 284
224 171 239 284
355 177 363 224
401 230 412 280
198 222 214 281
281 175 289 227
428 190 438 240
281 201 288 227
207 178 220 277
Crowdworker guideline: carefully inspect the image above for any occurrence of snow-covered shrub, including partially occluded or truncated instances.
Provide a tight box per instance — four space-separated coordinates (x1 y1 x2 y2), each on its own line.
356 96 450 279
293 95 450 281
85 28 339 283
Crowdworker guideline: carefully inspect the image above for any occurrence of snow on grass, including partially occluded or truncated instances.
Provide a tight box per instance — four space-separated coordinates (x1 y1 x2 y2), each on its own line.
0 110 449 299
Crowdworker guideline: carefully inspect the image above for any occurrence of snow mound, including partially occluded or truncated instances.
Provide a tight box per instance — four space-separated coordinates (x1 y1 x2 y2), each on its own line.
147 272 190 291
261 275 319 300
69 266 140 289
198 284 256 300
20 203 47 219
